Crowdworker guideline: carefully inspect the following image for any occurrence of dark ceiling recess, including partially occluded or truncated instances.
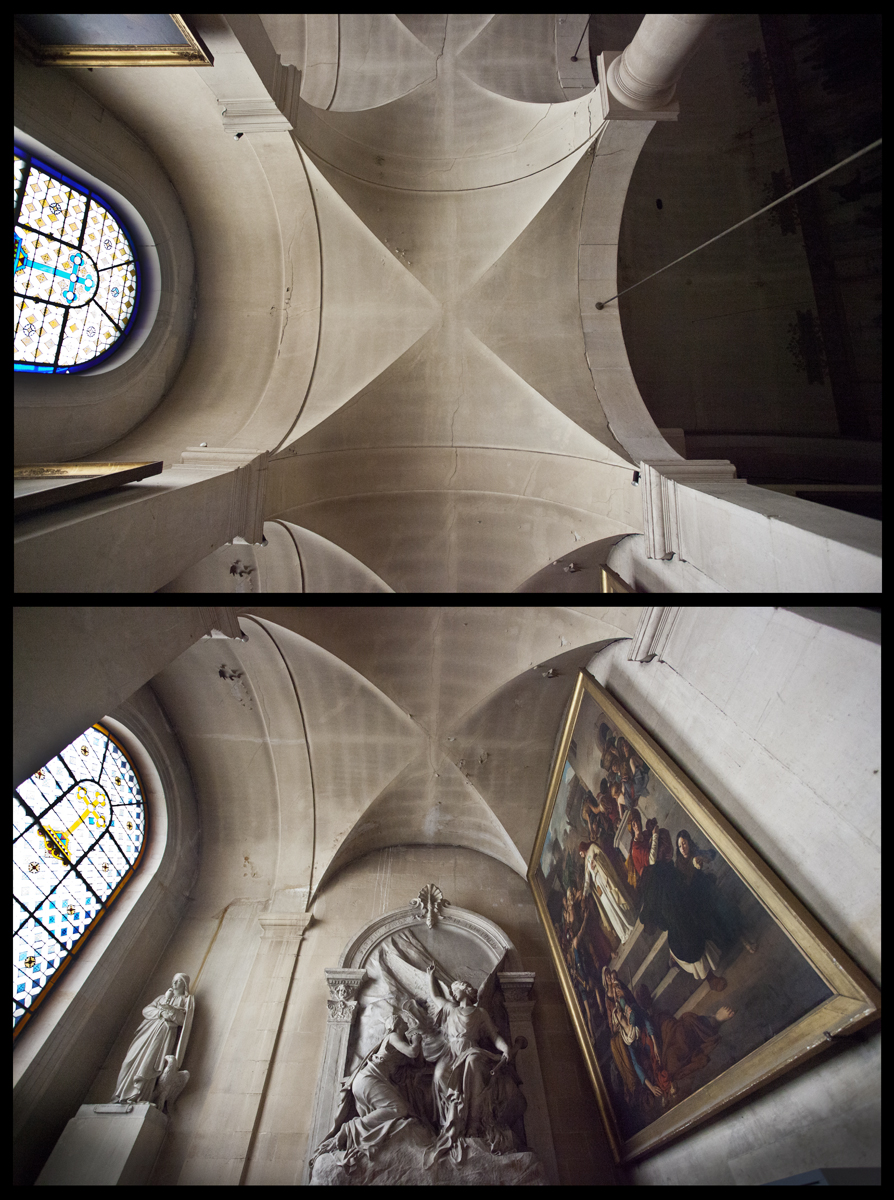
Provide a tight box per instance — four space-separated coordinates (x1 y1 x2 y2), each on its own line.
588 14 880 520
759 14 881 443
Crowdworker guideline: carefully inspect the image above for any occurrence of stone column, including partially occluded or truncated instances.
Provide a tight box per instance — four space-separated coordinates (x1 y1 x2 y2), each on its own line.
597 14 717 121
608 14 717 110
303 968 366 1183
178 911 311 1185
498 972 558 1185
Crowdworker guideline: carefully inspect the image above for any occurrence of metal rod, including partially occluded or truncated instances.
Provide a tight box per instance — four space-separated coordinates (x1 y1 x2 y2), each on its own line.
570 18 590 62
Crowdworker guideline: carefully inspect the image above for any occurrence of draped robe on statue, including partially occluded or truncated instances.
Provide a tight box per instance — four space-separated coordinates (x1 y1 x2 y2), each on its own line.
112 990 189 1103
313 1035 425 1170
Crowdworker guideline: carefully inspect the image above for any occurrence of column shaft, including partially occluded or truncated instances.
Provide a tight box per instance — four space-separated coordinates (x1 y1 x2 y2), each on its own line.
608 14 717 111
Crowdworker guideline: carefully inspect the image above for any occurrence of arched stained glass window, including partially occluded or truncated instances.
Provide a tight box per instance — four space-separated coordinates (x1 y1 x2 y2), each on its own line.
14 146 140 373
13 724 147 1034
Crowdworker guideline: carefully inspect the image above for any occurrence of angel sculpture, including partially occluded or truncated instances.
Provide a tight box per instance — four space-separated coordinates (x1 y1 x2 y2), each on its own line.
374 939 529 1165
423 964 513 1164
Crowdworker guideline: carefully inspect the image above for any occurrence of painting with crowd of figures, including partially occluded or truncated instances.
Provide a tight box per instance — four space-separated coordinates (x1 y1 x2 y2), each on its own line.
528 671 880 1163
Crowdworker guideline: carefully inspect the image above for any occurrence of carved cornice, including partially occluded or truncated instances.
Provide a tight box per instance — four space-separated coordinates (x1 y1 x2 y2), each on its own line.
258 912 313 941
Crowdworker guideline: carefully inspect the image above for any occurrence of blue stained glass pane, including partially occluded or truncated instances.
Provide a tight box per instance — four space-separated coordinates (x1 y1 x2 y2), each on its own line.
14 148 140 373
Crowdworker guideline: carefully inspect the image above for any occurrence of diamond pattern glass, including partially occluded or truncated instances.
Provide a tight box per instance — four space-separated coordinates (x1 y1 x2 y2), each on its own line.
13 725 146 1032
14 147 140 373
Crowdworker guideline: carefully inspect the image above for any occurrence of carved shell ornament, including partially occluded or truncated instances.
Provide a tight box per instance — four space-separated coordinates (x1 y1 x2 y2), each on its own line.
410 883 449 928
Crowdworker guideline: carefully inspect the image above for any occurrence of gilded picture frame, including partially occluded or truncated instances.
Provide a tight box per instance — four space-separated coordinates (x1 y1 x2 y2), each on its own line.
527 670 879 1163
14 15 213 69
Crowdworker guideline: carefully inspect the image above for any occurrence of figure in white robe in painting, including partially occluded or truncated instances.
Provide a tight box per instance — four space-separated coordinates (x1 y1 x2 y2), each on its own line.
579 842 637 944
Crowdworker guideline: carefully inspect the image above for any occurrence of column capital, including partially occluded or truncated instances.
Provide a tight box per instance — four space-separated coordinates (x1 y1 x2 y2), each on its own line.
258 912 313 940
498 970 536 1003
324 968 366 1023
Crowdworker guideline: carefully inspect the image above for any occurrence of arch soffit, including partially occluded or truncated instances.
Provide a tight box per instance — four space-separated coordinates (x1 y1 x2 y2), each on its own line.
579 119 683 465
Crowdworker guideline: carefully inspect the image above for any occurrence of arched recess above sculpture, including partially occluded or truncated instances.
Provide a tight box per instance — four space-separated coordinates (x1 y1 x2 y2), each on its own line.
337 899 521 972
13 59 195 466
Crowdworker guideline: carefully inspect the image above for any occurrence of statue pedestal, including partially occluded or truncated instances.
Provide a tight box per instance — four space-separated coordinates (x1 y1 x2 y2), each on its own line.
35 1103 168 1186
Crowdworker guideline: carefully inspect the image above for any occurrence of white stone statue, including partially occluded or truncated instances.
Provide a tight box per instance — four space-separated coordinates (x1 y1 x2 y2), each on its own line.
310 1011 427 1175
111 973 194 1107
310 936 538 1183
424 963 513 1163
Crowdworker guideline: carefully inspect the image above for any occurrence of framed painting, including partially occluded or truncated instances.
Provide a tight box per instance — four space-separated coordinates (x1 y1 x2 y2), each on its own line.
527 670 880 1163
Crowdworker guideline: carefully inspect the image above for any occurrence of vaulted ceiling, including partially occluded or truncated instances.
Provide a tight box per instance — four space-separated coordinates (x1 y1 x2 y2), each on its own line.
20 15 653 591
149 607 641 914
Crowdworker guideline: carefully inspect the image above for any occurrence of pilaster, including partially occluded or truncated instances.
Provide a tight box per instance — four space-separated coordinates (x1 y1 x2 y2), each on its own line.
302 968 367 1183
628 607 684 663
498 971 558 1185
178 911 311 1185
640 459 738 560
214 14 301 135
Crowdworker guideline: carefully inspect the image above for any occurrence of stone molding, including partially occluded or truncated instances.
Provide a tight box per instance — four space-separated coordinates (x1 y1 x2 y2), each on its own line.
628 607 683 663
216 15 302 135
178 448 269 546
640 459 738 560
338 903 516 970
198 607 245 641
258 912 312 940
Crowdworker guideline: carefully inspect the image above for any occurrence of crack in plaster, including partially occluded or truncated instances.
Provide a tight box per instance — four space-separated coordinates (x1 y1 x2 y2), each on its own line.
520 105 553 145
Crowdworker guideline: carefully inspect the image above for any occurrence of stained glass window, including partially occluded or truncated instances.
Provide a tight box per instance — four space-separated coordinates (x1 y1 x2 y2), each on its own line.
13 724 147 1034
14 146 140 373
